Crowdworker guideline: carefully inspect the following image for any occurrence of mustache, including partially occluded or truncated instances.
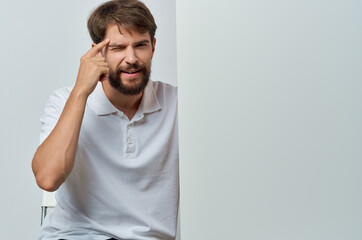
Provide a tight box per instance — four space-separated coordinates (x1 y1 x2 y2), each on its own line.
118 63 147 72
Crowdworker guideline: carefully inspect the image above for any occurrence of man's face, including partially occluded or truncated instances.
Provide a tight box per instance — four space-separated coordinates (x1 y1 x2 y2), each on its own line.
101 24 155 95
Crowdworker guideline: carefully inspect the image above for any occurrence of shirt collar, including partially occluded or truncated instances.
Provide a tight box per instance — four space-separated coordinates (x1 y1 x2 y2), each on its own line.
138 80 161 114
88 80 161 116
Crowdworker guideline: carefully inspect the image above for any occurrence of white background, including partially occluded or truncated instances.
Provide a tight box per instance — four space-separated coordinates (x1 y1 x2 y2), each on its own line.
0 0 177 238
177 0 362 239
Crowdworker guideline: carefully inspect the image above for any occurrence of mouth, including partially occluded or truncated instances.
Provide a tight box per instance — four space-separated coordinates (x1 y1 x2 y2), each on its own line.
121 69 140 74
120 69 141 78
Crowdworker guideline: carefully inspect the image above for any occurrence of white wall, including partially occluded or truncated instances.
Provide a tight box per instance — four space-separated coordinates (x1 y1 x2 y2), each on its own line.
177 0 362 239
0 0 177 238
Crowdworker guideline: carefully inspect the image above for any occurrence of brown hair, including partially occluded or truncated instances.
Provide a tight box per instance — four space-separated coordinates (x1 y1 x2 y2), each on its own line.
87 0 157 44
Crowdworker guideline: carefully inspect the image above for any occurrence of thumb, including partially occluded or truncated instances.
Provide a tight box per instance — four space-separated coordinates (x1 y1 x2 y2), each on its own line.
96 51 103 57
99 72 109 82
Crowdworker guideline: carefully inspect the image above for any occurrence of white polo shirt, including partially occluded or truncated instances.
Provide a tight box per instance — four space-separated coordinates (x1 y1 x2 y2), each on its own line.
38 80 179 240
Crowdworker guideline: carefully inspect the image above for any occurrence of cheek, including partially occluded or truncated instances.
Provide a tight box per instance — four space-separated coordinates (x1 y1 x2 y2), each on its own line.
105 57 120 71
139 56 153 67
136 50 153 61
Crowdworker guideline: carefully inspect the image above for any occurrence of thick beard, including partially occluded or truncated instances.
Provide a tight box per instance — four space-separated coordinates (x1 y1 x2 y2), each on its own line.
108 63 150 95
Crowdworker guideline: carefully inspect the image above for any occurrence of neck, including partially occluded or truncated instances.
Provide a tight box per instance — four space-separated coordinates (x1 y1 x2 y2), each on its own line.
101 80 143 119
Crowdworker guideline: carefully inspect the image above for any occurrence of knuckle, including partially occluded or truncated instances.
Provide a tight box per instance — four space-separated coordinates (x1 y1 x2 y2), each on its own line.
81 56 90 63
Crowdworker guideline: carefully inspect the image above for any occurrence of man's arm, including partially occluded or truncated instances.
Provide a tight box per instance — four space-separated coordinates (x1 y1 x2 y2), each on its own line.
32 39 110 192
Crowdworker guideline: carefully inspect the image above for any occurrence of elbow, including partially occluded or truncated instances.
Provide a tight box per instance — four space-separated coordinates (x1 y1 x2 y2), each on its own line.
35 176 60 192
33 166 62 192
32 152 62 192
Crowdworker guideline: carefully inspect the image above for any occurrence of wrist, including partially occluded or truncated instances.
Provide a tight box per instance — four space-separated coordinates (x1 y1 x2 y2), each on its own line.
71 86 90 100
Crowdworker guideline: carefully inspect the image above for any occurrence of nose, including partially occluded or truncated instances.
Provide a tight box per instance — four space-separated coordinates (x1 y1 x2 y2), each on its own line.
124 47 138 65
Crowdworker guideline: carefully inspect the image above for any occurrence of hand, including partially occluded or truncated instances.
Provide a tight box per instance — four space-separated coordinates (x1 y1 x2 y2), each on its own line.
74 39 110 96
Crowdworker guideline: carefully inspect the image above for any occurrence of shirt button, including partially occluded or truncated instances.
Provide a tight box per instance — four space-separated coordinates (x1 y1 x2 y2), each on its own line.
127 125 132 129
127 138 133 144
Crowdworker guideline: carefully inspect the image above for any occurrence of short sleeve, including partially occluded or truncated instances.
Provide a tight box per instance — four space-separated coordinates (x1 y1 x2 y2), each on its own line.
39 87 71 146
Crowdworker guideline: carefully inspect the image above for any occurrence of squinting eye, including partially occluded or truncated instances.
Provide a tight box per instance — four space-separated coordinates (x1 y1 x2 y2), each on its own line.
136 44 146 48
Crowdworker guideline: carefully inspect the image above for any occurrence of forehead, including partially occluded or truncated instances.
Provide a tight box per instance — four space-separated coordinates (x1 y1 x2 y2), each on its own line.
104 24 151 43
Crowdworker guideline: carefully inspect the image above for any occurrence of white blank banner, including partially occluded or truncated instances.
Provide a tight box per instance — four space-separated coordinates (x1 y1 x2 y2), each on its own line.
177 0 362 239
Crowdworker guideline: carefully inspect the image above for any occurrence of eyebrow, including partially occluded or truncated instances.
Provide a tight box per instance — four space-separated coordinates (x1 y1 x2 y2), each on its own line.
108 39 150 48
135 40 150 45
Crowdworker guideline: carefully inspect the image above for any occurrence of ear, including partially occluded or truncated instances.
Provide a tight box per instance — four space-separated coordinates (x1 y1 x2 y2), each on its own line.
151 38 156 58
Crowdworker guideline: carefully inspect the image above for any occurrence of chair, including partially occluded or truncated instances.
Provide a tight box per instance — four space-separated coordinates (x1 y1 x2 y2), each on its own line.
41 190 57 225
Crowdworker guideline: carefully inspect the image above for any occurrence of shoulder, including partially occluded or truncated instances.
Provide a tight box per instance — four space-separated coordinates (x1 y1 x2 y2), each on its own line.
150 80 177 101
42 86 73 115
49 86 73 101
39 86 73 145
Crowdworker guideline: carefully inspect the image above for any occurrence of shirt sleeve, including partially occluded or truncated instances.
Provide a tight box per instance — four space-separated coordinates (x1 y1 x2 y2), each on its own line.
39 87 71 146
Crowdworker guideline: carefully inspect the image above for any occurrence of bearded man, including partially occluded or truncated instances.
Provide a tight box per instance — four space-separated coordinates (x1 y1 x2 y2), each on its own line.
32 1 179 239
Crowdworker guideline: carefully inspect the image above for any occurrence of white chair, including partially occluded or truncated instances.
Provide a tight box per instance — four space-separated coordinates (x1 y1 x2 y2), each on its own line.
41 191 57 225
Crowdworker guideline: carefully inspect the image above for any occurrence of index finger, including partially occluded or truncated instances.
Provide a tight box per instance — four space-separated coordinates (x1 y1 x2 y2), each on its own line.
88 38 110 57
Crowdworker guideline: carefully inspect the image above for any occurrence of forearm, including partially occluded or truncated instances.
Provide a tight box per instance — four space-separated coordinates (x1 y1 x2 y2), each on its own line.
32 39 109 191
32 88 88 191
